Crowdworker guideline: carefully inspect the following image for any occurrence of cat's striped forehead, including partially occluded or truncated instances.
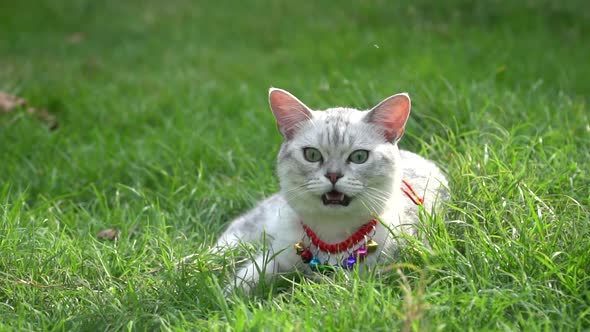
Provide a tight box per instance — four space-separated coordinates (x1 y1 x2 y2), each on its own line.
306 107 375 148
315 108 356 146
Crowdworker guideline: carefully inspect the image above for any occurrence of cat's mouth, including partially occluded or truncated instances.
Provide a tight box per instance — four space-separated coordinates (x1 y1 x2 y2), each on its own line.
322 190 351 206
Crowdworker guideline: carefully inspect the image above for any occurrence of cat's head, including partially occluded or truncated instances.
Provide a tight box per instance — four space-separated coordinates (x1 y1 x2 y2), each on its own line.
269 88 410 222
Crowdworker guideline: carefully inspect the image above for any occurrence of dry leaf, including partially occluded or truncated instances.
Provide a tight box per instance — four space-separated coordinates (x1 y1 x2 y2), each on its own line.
0 91 58 130
66 32 85 44
26 106 58 130
96 228 119 241
0 91 26 112
128 225 140 237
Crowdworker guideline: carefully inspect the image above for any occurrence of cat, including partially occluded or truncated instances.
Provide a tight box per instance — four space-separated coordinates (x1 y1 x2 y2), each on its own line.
216 88 449 292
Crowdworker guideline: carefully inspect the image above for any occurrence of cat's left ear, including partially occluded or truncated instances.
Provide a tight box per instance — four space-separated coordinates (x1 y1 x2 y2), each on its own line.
365 93 411 143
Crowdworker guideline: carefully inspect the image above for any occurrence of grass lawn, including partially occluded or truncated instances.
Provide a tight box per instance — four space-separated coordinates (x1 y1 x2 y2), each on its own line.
1 0 589 330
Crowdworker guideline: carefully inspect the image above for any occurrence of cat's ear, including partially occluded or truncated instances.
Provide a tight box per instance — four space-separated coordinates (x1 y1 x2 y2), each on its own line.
269 88 313 139
365 93 411 142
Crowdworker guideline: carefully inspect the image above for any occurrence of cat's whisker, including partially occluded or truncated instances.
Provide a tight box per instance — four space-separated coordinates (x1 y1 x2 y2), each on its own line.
365 186 393 197
283 188 308 201
282 191 305 201
357 196 375 212
365 192 398 205
359 190 386 204
362 193 388 205
282 183 308 195
283 179 325 201
281 183 311 202
363 189 392 204
365 188 396 204
359 194 387 210
358 196 382 216
358 191 393 215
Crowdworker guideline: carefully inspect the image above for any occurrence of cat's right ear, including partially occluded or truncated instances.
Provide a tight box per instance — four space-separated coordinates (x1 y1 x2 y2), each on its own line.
269 88 313 139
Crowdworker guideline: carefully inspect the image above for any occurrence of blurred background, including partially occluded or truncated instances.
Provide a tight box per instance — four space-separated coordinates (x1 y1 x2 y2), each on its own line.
0 0 588 225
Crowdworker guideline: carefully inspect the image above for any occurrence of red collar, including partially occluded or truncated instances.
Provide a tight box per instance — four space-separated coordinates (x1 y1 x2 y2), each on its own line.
301 218 377 254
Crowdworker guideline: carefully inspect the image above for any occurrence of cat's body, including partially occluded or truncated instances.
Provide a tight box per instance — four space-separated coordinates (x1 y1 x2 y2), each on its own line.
216 89 449 291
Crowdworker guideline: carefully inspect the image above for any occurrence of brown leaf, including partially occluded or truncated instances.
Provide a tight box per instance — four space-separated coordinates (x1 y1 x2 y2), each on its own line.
0 91 26 112
96 228 119 241
27 106 59 130
0 91 59 130
128 225 140 237
65 32 85 44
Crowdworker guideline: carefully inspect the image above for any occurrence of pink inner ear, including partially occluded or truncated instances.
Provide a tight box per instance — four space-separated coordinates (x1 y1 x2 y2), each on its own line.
269 89 312 139
366 93 411 142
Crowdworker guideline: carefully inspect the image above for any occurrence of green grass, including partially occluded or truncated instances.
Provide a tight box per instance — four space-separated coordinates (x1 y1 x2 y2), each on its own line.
1 0 589 330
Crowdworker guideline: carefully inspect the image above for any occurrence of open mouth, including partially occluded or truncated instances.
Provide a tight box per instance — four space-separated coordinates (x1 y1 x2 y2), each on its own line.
322 190 351 206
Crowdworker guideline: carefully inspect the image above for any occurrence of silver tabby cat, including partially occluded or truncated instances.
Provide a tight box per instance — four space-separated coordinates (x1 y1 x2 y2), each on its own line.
217 88 449 292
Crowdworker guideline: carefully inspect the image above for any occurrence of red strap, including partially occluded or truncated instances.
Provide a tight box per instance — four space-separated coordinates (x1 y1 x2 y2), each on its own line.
402 179 423 206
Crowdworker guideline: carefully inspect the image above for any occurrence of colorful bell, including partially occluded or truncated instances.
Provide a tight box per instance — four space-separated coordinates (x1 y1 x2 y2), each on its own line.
343 256 356 270
294 241 305 254
309 258 321 271
318 264 335 274
300 249 313 263
366 240 378 253
355 247 368 261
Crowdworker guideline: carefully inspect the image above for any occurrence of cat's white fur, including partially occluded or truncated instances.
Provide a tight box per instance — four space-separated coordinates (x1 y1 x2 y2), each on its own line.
216 88 449 292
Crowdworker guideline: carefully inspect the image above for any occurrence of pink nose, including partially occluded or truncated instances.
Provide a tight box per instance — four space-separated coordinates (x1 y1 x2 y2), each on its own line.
325 172 343 184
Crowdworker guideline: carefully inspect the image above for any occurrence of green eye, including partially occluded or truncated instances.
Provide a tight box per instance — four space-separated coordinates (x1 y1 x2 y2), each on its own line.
303 147 322 162
349 150 369 164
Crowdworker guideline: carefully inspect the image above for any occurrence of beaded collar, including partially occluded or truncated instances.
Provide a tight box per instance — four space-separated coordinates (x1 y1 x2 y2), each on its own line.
294 219 377 272
294 179 423 273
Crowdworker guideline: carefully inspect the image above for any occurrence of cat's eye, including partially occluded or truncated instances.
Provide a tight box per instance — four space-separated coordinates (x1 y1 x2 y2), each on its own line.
303 147 322 162
349 150 369 164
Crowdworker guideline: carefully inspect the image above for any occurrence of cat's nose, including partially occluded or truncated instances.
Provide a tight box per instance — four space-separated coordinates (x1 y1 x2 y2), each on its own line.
325 172 343 184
